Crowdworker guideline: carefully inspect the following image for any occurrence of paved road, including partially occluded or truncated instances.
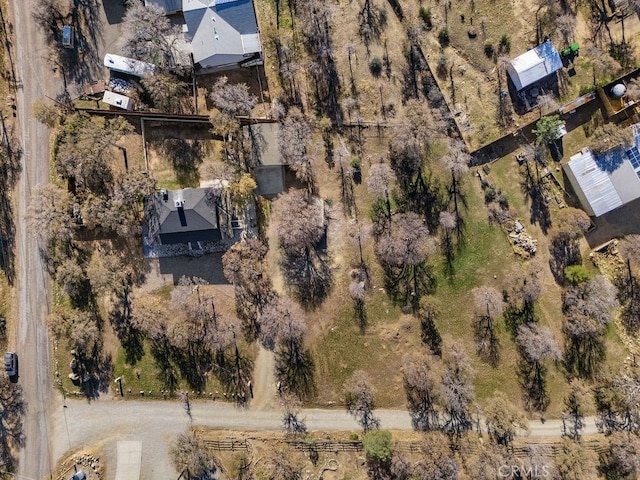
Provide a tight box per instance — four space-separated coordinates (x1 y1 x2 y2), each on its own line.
12 0 60 476
51 397 601 478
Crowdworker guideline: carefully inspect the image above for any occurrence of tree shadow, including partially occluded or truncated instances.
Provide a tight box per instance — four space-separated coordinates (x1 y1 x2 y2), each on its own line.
562 327 606 379
504 303 534 337
358 0 386 54
81 352 113 400
280 247 333 311
441 231 456 280
214 350 254 406
383 262 436 313
419 306 442 356
172 346 210 393
517 357 550 412
33 0 104 84
0 142 22 284
276 345 316 401
150 339 179 394
159 138 204 187
549 234 581 285
405 171 446 233
474 314 500 367
353 298 368 334
0 379 26 473
520 162 552 234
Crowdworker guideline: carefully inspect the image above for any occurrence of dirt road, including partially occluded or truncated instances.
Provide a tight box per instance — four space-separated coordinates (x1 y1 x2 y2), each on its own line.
12 0 61 476
51 397 601 478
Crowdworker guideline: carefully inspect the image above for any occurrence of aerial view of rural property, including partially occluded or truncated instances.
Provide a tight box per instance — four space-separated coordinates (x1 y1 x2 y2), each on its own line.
1 0 640 477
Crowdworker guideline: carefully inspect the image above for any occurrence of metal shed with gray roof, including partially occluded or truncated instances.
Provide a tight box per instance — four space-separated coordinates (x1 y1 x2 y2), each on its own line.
564 147 640 217
507 41 563 92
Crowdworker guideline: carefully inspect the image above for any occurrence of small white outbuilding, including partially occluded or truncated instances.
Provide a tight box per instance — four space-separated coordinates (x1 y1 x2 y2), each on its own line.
506 41 563 92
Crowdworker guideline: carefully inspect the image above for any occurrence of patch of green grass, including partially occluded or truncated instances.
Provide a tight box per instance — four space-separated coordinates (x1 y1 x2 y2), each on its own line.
313 291 406 407
113 339 256 400
113 341 168 397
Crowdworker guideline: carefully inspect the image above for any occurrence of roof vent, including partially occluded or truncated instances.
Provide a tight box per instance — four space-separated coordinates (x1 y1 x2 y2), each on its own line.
174 190 185 208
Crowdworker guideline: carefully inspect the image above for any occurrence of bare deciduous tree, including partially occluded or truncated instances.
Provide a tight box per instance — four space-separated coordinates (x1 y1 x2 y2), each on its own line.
554 439 599 480
143 74 189 114
344 370 380 432
222 237 275 338
170 431 220 479
275 190 325 254
472 286 503 365
517 323 562 364
210 77 258 117
376 212 435 310
376 212 431 267
28 184 74 244
389 127 422 189
505 268 541 328
556 14 576 43
588 122 634 156
120 2 180 68
259 297 305 350
517 323 560 412
594 368 640 434
626 78 640 101
601 432 640 479
484 392 529 447
441 139 470 239
562 381 590 440
441 343 475 434
413 433 458 480
278 108 314 189
402 352 441 431
0 376 25 472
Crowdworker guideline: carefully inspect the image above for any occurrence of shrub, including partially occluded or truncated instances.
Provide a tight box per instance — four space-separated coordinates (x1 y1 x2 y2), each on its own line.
419 6 432 28
499 34 511 53
370 57 383 77
484 185 497 203
564 265 591 285
498 193 509 209
436 54 449 78
484 42 494 58
438 28 450 47
351 157 361 169
363 430 393 464
379 7 388 27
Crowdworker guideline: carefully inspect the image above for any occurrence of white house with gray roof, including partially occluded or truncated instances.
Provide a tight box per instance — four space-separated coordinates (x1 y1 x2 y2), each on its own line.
145 0 262 71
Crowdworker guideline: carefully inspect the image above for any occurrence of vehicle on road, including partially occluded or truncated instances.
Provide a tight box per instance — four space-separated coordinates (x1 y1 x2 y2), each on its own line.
62 26 73 49
4 352 17 377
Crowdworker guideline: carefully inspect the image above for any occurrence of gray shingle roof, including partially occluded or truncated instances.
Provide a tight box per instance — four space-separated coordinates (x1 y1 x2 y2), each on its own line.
183 0 261 68
153 188 222 244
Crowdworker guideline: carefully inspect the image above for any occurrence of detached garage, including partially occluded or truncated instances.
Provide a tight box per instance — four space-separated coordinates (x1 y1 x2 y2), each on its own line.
564 145 640 217
507 41 563 92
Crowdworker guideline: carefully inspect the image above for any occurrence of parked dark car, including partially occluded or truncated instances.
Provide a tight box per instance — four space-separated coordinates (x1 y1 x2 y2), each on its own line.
4 352 17 377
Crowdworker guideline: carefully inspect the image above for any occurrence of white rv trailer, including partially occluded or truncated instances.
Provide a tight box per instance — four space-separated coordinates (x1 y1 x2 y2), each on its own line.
103 54 157 78
102 91 134 111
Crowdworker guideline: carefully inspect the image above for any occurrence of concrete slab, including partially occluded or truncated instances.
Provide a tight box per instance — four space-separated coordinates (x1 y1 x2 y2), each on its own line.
114 441 142 480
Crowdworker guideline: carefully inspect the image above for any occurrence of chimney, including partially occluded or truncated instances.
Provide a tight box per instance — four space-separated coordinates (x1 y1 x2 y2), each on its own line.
174 190 188 227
